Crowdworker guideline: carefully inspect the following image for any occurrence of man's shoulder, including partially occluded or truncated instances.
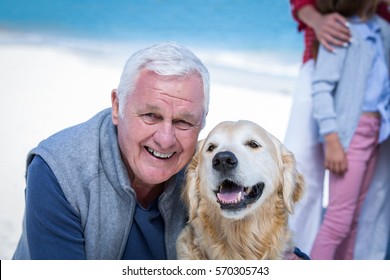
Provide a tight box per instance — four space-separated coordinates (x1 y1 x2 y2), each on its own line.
26 108 114 186
25 108 123 216
33 108 112 153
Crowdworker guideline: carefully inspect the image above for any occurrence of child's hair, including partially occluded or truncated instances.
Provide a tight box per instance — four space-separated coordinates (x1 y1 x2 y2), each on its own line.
315 0 378 18
312 0 380 58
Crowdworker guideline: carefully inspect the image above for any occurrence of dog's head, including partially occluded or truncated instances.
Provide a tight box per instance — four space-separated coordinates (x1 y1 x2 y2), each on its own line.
184 120 304 220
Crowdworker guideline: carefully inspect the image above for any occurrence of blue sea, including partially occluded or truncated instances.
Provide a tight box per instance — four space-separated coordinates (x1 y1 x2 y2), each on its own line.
0 0 304 93
0 0 302 53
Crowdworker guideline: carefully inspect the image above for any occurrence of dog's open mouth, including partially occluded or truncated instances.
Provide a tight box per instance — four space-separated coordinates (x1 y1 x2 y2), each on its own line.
215 180 265 210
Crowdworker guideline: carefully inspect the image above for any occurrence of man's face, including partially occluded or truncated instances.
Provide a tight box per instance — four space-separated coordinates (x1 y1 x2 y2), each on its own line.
112 69 205 187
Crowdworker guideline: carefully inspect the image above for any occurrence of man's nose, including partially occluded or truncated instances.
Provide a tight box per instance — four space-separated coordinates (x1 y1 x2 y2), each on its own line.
154 122 177 149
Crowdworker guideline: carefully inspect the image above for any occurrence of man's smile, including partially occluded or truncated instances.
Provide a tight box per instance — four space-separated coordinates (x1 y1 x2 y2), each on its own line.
146 147 175 159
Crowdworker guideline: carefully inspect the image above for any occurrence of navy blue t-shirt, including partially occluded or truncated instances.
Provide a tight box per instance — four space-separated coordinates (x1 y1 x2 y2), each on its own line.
25 155 166 259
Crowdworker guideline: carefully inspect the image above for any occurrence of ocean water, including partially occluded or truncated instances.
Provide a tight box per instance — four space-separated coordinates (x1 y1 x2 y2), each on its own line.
0 0 302 54
0 0 304 93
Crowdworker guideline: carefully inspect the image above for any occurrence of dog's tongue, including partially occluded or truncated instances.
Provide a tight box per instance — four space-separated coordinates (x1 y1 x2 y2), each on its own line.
217 181 243 203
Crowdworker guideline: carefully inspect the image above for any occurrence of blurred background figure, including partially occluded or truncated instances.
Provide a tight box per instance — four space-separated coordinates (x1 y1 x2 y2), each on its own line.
286 0 390 259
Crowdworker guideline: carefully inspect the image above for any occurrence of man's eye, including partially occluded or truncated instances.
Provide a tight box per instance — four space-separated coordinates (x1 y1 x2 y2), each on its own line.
174 120 193 130
141 113 161 124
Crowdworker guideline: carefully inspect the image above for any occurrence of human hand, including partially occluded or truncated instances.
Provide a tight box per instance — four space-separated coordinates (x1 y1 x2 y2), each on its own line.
312 13 351 53
324 133 348 175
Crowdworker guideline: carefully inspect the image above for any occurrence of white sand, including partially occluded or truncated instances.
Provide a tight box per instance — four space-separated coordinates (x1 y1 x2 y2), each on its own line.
0 40 298 259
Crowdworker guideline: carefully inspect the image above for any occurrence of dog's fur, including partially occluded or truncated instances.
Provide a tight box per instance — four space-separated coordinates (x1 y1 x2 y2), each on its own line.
176 120 305 260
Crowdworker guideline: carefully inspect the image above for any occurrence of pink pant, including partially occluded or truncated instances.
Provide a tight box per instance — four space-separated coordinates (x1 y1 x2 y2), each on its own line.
311 114 380 260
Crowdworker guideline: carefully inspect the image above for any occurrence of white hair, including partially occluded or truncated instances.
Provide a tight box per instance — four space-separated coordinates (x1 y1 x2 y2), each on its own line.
116 42 210 127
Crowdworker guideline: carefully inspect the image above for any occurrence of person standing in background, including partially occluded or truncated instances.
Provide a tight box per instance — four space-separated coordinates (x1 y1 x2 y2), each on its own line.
285 0 351 256
286 0 390 259
351 0 390 260
309 0 390 259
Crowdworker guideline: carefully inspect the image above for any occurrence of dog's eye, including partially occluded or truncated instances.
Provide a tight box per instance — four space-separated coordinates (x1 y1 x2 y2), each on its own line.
247 140 261 149
207 143 216 152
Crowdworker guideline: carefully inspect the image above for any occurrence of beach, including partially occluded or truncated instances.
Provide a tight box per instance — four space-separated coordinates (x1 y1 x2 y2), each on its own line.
0 35 299 259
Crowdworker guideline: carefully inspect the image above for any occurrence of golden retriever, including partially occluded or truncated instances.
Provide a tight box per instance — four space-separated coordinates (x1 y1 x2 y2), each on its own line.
176 120 305 260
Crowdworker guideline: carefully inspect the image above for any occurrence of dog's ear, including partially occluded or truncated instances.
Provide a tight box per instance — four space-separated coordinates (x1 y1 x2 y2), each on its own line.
280 144 305 213
183 139 205 221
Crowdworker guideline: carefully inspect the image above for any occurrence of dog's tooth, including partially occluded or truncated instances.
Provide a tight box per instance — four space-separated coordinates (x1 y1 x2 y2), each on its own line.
217 193 227 204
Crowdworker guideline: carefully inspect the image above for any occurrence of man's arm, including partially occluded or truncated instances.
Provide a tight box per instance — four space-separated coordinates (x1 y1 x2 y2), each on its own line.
25 156 86 259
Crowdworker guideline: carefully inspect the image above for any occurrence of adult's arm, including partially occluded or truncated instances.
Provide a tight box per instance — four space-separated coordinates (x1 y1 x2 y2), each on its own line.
290 0 350 54
290 0 315 31
378 1 390 22
25 155 86 259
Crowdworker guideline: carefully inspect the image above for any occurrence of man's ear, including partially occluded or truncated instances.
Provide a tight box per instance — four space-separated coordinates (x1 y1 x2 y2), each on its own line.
111 89 119 125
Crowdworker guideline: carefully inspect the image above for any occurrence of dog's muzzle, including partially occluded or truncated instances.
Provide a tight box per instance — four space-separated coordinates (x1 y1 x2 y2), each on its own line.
212 151 264 210
215 180 265 210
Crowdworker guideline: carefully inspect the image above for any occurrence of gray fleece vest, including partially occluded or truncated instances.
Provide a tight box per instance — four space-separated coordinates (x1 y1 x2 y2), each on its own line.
15 108 187 259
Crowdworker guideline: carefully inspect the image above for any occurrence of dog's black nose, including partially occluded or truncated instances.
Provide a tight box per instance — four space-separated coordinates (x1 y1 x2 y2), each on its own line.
212 151 238 172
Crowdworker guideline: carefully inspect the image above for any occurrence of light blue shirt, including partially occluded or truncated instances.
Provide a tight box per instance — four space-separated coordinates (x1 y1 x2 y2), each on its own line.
355 17 390 142
312 15 390 148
